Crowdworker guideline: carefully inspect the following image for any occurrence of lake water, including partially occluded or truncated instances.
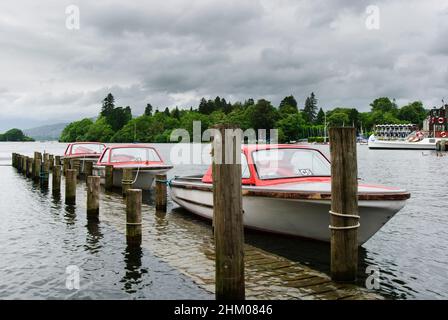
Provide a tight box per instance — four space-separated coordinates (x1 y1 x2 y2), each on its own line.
1 142 448 299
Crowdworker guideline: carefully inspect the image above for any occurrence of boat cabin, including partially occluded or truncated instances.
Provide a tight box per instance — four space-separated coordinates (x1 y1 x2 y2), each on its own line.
424 104 448 138
64 142 106 158
97 145 165 166
202 144 331 186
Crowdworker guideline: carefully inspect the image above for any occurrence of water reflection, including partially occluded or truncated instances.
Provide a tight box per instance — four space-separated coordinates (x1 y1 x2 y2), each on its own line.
84 219 103 254
121 244 149 293
64 204 77 225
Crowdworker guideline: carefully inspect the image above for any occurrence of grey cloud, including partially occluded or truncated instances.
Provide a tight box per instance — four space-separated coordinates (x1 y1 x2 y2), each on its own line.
0 0 447 129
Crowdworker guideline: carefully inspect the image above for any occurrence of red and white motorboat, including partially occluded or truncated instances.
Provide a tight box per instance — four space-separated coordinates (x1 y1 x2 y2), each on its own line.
93 144 173 190
63 142 106 161
170 144 410 244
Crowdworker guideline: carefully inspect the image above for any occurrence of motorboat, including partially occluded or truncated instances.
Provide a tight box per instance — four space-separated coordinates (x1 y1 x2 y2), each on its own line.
170 144 410 244
63 142 106 161
93 144 173 190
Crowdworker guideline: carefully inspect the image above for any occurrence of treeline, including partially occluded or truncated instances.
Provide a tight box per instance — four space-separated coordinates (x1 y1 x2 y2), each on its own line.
60 93 428 143
0 128 34 142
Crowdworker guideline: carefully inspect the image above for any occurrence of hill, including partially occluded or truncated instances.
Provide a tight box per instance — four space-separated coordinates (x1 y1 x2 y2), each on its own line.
23 123 68 141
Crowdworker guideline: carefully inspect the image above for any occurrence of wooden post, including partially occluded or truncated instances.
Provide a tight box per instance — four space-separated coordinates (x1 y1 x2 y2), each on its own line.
84 161 94 178
49 155 54 171
329 127 359 282
55 156 61 167
16 154 22 172
122 168 133 197
12 153 16 168
155 174 167 212
52 165 61 193
22 156 27 176
41 158 50 186
87 176 100 220
65 169 77 205
72 159 81 177
63 158 70 176
212 124 245 300
34 153 42 181
105 165 114 191
126 189 142 245
27 157 33 177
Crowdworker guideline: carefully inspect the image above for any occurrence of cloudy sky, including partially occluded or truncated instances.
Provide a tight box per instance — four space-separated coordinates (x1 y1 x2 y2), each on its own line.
0 0 447 130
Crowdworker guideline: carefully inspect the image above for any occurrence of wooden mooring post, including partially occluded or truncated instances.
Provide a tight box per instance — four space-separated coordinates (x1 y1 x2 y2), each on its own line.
41 158 50 187
71 159 81 178
212 124 245 300
87 176 100 220
122 168 133 197
49 155 54 171
155 174 167 212
22 156 27 176
84 161 94 178
27 157 33 177
65 169 77 205
63 158 69 176
329 127 359 282
105 165 114 191
33 152 42 181
52 165 61 193
126 189 142 245
55 156 61 167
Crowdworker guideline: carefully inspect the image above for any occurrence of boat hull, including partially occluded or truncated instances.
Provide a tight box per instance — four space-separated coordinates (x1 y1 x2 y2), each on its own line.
93 165 172 190
368 135 438 150
170 181 406 245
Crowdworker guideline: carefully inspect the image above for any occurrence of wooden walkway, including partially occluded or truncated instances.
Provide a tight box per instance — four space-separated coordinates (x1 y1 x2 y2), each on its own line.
98 191 383 300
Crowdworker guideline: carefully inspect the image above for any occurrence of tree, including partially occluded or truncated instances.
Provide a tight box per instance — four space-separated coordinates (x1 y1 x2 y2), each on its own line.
100 93 115 118
315 108 325 125
303 92 318 123
164 107 170 116
171 106 181 119
83 117 114 142
279 95 298 115
0 128 34 141
59 118 93 142
144 103 153 116
328 112 349 127
276 113 305 142
397 101 427 126
370 97 398 114
247 99 279 139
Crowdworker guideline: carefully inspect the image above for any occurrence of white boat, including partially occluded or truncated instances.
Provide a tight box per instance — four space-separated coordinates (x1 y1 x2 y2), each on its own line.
170 144 410 245
368 105 448 150
93 144 173 190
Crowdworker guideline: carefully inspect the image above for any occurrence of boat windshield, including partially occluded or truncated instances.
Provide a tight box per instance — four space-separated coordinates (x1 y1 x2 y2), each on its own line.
110 147 161 163
72 143 104 155
252 148 330 180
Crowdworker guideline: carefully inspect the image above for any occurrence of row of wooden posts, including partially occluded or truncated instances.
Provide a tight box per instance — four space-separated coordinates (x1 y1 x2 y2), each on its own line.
11 127 359 300
11 152 167 246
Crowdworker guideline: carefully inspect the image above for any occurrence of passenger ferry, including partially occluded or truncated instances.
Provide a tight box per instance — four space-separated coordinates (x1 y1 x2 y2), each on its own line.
368 104 448 150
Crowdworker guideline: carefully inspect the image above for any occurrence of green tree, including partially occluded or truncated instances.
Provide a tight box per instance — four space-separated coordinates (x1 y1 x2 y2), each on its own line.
303 92 318 123
247 99 279 139
144 103 153 116
397 101 427 126
328 112 349 127
163 107 170 116
275 113 305 142
315 108 325 125
83 117 114 142
370 97 398 114
59 118 93 142
0 128 34 141
100 93 115 118
279 95 298 115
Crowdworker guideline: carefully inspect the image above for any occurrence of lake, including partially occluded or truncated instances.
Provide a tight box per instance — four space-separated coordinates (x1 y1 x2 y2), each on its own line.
1 142 448 299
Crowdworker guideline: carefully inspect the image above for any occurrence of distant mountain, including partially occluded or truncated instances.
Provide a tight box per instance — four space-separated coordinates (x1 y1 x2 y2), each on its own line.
24 123 68 141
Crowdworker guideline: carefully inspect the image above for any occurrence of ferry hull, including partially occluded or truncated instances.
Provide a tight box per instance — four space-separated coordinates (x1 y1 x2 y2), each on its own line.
368 136 437 150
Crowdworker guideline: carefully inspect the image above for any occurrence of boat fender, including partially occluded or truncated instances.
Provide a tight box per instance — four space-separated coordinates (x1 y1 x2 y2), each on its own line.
328 210 360 230
438 117 445 124
441 131 447 138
